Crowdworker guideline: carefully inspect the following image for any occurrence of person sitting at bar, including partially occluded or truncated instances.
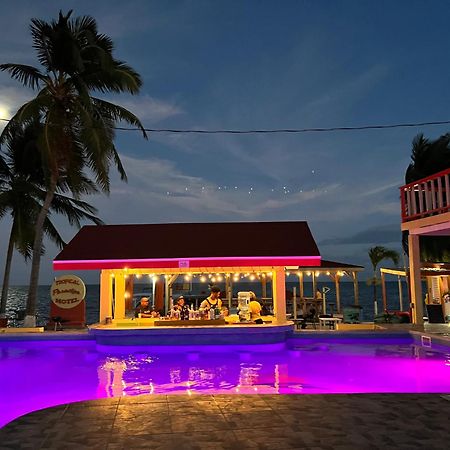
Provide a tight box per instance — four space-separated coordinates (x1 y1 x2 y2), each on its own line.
249 292 264 324
174 295 190 320
199 286 222 314
134 297 159 318
220 305 229 317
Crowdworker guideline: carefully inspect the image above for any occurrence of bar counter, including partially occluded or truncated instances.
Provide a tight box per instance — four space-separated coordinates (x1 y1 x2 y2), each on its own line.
89 318 293 346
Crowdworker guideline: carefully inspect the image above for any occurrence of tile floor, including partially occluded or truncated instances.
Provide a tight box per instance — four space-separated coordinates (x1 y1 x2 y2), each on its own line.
1 394 450 449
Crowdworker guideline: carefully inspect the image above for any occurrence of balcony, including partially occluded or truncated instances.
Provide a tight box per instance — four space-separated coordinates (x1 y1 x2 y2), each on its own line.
400 168 450 223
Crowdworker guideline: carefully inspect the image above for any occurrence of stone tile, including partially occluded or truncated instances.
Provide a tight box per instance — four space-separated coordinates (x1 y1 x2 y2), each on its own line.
72 397 120 407
3 394 450 449
168 400 222 415
167 394 215 402
223 410 283 430
41 436 109 449
119 394 168 405
64 405 118 420
108 433 175 450
116 402 169 419
233 426 307 449
215 398 272 413
171 431 247 450
112 417 171 435
170 414 227 433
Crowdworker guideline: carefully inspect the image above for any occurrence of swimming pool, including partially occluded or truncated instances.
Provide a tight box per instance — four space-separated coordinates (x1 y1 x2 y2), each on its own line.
1 335 449 428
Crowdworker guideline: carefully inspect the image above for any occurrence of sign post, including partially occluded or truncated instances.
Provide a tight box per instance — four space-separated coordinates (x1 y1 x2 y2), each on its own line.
49 275 86 329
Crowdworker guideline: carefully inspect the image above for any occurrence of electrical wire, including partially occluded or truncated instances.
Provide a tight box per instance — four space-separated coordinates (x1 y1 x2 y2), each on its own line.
1 117 450 134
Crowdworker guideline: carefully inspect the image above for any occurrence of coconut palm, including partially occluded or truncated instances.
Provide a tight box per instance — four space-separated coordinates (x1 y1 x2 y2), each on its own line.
0 120 104 318
0 10 147 325
403 133 450 261
405 133 450 183
368 246 399 315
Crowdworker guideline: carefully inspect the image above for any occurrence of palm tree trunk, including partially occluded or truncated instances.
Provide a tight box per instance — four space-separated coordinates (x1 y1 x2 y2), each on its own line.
24 176 57 327
0 225 15 316
373 269 378 316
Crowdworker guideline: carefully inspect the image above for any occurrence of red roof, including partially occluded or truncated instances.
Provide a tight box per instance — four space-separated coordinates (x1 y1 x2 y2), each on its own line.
54 221 321 270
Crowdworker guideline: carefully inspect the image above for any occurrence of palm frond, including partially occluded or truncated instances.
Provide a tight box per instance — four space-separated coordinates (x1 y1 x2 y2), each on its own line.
42 217 66 249
0 64 45 89
92 97 148 139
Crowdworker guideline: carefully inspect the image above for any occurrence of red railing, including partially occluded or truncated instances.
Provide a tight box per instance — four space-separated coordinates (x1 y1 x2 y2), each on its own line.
400 168 450 222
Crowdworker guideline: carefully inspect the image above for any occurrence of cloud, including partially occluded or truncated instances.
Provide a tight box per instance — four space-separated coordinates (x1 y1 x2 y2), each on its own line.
319 224 402 246
114 95 184 124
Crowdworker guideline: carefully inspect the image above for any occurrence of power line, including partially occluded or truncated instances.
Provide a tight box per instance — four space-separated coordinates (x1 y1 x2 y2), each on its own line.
1 117 450 134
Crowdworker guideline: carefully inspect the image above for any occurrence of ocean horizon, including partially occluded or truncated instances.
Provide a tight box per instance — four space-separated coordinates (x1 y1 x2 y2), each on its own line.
1 280 416 326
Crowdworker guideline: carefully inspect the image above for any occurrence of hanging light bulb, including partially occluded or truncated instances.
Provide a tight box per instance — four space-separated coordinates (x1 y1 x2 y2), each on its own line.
217 275 223 282
200 275 206 283
249 274 255 281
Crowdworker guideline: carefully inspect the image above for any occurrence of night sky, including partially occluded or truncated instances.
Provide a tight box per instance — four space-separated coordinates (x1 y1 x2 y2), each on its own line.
1 0 450 284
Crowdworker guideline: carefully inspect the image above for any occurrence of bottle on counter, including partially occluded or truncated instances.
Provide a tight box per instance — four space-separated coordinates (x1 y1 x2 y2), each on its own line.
209 308 215 320
214 306 221 320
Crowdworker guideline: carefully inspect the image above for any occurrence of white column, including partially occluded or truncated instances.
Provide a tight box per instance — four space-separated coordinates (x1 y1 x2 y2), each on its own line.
99 270 112 323
114 271 126 320
408 234 423 325
272 268 287 324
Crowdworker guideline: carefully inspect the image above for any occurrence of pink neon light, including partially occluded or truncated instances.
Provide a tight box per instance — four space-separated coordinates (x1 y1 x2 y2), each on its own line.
53 255 321 271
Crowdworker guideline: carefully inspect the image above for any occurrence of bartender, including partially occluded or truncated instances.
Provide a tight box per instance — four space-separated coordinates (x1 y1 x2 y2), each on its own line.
199 286 222 312
134 297 159 318
249 291 264 324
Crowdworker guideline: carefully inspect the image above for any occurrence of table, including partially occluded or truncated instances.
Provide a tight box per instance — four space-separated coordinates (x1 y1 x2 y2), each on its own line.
319 317 342 330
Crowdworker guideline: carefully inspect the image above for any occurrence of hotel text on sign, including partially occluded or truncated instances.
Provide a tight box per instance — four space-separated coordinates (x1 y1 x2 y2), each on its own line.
50 275 86 309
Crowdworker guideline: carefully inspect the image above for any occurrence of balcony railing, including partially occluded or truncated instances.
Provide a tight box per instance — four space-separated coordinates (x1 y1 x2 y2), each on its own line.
400 168 450 222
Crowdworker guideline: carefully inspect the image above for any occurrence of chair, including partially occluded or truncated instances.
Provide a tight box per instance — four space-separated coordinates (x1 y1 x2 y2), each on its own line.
50 316 70 331
299 307 319 329
343 305 363 323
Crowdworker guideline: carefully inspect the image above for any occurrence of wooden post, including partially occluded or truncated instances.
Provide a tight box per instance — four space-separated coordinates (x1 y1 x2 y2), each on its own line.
352 272 359 306
154 279 165 314
408 233 423 324
335 274 341 314
261 276 267 299
398 275 404 311
299 272 305 314
227 274 232 309
312 272 317 298
293 286 297 319
381 271 387 312
272 268 287 324
125 275 134 314
99 270 112 323
114 271 126 319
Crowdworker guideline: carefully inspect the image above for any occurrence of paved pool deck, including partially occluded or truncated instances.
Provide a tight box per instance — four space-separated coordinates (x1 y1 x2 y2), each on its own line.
1 394 450 449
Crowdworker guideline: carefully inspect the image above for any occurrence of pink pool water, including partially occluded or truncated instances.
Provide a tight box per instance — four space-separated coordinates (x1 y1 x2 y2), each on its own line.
1 336 450 428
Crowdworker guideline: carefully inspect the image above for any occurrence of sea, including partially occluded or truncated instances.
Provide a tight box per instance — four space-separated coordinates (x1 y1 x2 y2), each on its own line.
2 281 416 326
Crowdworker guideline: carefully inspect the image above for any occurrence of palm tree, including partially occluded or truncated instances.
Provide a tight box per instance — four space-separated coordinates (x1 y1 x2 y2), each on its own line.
0 10 147 326
368 246 399 315
403 133 450 262
0 120 104 319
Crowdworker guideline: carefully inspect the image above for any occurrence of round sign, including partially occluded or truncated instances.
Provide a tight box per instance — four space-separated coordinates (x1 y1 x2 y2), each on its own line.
50 275 86 309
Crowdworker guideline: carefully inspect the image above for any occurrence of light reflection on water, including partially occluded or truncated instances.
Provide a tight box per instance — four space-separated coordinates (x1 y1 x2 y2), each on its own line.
1 338 450 427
